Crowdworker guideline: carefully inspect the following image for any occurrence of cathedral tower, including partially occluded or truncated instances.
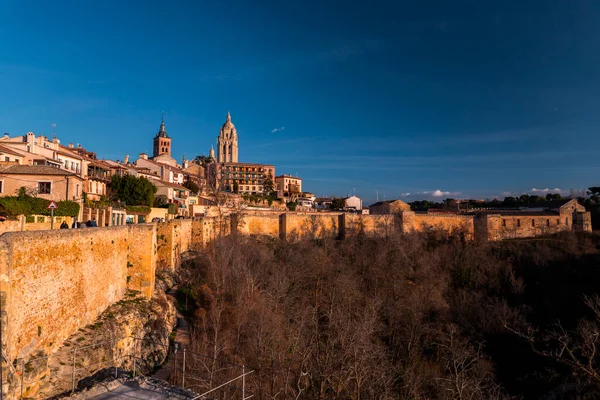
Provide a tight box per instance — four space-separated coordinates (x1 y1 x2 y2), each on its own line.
153 112 171 158
217 111 238 163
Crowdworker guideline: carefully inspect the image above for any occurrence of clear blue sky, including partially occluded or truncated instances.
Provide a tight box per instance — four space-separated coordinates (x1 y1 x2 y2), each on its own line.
1 0 600 205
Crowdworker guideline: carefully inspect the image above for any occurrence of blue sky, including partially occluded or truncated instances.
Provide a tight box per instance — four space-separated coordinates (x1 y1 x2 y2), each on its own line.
1 0 600 205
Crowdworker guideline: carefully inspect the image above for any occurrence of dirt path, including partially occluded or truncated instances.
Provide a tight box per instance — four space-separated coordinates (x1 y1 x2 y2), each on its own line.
152 288 191 383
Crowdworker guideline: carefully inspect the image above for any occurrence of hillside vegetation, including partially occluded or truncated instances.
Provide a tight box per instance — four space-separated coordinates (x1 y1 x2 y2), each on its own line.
176 231 600 399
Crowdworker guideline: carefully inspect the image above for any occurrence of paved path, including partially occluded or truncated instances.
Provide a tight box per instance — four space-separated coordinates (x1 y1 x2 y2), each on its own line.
87 380 175 399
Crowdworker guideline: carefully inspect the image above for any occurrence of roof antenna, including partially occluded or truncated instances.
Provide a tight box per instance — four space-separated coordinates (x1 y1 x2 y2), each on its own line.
51 123 56 139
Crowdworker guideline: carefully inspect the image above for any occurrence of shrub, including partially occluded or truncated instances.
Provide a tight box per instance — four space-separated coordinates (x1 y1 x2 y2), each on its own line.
0 190 79 217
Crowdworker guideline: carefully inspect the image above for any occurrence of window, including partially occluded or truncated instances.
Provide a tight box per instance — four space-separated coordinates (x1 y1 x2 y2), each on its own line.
38 181 51 194
0 181 3 193
4 156 8 162
546 219 550 227
532 219 535 227
566 218 569 225
502 219 506 227
517 219 521 227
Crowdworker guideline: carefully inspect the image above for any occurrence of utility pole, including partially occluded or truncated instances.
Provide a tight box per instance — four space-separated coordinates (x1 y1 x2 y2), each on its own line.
375 190 379 202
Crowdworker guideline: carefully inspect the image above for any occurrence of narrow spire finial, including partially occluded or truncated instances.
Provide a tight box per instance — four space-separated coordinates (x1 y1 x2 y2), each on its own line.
161 111 164 124
227 110 231 122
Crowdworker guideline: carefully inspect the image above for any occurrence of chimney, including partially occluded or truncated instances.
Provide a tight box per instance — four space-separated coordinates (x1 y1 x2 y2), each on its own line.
77 144 82 148
124 154 130 164
2 133 8 139
68 143 74 149
139 153 148 160
52 137 59 144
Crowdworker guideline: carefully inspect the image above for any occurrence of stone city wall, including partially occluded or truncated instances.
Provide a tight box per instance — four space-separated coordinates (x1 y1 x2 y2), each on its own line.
155 219 194 271
281 213 342 240
237 212 281 237
202 211 478 241
399 211 475 239
0 223 165 366
488 214 570 240
344 213 398 237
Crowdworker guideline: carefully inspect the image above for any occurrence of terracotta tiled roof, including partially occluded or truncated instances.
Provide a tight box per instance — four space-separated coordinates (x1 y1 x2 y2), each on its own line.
0 144 25 157
56 148 84 159
155 180 189 191
0 165 83 177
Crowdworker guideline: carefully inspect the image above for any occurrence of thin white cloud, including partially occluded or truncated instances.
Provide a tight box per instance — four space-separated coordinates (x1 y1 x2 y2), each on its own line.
419 189 460 198
271 127 285 133
399 192 411 197
531 188 563 193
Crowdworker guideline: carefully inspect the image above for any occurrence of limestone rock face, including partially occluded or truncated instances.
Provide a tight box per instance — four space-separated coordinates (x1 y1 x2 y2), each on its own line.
15 291 177 400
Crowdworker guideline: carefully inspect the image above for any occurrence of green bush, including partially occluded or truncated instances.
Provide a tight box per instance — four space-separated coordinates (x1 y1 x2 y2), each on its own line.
0 189 80 217
167 203 178 215
109 175 157 206
54 201 80 217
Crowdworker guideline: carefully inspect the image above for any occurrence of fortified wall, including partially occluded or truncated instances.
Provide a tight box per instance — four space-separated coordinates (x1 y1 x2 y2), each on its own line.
197 211 475 242
0 219 197 385
0 205 590 397
0 224 158 366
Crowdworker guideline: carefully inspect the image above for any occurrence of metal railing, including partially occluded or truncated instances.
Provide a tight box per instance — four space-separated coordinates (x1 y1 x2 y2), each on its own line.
3 336 253 400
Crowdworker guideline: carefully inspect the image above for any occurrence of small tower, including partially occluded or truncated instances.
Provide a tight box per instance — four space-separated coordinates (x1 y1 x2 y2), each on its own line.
153 112 171 158
209 145 215 160
217 111 238 163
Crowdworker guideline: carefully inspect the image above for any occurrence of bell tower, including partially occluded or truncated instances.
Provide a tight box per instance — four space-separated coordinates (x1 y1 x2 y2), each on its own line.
153 112 171 158
217 111 238 163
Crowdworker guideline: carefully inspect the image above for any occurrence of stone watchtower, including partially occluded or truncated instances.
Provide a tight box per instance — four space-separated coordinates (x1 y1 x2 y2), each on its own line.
153 112 171 158
217 111 238 163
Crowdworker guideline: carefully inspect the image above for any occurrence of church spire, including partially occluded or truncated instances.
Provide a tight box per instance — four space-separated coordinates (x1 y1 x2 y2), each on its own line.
226 110 231 122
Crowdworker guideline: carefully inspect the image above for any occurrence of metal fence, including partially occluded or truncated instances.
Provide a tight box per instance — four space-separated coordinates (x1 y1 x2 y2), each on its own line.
2 336 253 400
